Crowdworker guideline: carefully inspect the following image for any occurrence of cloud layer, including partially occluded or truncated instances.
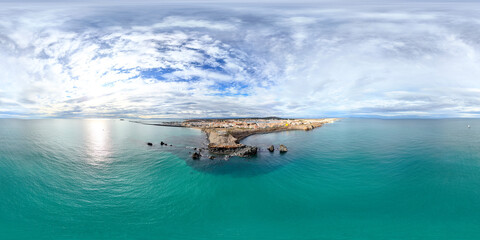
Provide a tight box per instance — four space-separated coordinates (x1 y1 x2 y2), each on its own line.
1 2 480 118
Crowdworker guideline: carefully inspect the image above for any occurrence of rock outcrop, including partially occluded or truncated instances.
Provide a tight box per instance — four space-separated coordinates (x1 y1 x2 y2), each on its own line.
205 129 242 148
231 146 258 157
192 152 201 160
205 129 258 158
205 129 244 154
303 124 314 131
267 145 275 152
147 142 153 146
279 144 288 153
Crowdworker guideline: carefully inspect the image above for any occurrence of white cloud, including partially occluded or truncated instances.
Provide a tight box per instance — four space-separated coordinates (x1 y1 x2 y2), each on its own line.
1 3 480 118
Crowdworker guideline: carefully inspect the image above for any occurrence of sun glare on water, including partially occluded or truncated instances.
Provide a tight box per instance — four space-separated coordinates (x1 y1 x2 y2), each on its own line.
85 119 112 164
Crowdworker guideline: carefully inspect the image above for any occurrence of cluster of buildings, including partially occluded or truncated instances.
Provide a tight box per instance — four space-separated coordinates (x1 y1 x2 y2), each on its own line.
182 118 334 129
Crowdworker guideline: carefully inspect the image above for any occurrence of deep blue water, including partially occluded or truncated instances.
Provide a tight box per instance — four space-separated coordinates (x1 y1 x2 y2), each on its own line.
1 118 480 239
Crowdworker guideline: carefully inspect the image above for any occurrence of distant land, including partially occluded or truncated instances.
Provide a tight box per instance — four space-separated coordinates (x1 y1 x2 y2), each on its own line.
133 117 339 159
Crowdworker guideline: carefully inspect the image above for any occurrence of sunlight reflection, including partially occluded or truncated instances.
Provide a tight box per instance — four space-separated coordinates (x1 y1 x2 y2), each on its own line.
85 119 112 165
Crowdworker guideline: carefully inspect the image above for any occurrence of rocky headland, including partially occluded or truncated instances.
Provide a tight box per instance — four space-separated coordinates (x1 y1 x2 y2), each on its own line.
204 128 258 157
188 118 339 159
135 117 339 160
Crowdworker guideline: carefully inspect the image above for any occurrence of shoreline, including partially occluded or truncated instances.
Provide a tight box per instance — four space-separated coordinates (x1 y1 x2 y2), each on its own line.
132 118 339 158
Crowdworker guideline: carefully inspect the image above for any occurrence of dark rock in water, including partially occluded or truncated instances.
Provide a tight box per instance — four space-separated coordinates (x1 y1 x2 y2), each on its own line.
279 144 288 153
147 142 153 146
192 152 201 160
267 145 275 152
232 146 258 157
160 141 165 146
209 155 215 160
199 148 202 152
170 145 172 146
194 148 197 150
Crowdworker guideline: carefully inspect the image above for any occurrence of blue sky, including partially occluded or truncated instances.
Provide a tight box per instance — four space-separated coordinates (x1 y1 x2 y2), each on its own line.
1 1 480 118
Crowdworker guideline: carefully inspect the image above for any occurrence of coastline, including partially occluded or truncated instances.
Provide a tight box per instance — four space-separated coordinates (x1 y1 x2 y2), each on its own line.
132 118 339 158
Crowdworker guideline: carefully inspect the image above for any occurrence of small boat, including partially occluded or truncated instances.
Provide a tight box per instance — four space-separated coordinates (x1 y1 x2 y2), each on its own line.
468 125 471 128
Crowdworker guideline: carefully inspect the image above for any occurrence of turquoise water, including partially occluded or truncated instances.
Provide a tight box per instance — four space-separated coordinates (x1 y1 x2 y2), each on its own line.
1 119 480 239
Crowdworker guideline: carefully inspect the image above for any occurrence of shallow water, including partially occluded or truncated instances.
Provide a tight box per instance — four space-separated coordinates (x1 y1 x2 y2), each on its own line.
1 118 480 239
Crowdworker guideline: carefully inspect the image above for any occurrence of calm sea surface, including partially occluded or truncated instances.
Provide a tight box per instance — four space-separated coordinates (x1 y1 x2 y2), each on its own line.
1 118 480 239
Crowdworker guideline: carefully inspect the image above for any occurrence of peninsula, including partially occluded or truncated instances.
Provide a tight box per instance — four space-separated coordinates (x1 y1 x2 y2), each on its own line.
139 117 339 159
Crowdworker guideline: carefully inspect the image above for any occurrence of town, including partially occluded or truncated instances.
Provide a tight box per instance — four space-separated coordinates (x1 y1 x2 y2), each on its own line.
182 118 339 131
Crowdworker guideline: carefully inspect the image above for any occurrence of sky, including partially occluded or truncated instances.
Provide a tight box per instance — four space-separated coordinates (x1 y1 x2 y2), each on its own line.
1 1 480 118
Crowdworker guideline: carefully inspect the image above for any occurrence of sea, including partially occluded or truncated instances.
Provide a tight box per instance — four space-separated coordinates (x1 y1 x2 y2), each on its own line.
1 118 480 239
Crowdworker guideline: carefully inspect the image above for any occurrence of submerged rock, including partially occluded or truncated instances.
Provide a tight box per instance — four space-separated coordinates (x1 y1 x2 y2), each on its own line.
147 142 153 146
192 152 201 160
160 141 165 146
209 155 215 160
267 145 275 152
279 144 288 153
